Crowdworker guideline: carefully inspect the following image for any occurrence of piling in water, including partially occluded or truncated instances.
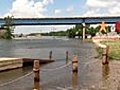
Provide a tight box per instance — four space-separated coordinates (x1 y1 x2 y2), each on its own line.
66 51 69 63
33 60 40 90
102 46 109 65
72 55 78 73
49 51 52 60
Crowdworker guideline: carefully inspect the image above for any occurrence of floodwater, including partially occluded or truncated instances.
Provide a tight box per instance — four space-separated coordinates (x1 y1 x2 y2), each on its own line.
0 37 120 90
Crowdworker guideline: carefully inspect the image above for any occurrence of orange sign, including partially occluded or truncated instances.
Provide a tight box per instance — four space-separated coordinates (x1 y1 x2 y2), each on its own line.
99 21 107 32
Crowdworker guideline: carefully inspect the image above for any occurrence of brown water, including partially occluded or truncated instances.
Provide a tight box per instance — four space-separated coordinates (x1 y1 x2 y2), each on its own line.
0 38 120 90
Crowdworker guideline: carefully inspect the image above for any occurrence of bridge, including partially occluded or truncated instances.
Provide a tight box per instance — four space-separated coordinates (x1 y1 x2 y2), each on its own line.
0 16 120 26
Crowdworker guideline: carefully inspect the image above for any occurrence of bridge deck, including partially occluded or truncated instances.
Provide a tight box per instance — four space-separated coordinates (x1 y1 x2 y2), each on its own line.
0 16 120 26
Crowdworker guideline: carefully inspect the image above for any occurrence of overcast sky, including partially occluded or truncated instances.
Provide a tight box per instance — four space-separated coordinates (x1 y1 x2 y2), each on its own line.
0 0 120 34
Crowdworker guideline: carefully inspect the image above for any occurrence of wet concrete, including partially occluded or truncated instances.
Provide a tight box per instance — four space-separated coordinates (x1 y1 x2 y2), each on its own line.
0 39 120 90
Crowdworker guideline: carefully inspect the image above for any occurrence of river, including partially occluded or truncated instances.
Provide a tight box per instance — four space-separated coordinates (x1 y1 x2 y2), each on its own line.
0 37 118 90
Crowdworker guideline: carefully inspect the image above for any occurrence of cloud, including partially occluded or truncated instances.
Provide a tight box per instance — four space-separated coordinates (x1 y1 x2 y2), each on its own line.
66 6 74 13
83 0 120 17
4 0 54 18
43 0 54 6
54 9 61 15
86 0 116 8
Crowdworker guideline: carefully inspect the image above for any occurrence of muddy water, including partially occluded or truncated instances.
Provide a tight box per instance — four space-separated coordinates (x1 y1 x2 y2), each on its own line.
0 38 120 90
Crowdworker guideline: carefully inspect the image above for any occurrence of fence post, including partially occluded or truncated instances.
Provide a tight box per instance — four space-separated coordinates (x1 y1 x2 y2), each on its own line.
49 51 52 60
66 51 69 63
33 60 40 90
102 46 109 65
72 55 78 73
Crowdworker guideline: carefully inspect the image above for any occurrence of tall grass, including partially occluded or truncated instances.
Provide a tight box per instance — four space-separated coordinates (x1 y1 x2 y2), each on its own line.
101 41 120 60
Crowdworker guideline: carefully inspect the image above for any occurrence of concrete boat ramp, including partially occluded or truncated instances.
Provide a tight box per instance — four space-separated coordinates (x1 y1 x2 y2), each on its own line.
0 57 54 72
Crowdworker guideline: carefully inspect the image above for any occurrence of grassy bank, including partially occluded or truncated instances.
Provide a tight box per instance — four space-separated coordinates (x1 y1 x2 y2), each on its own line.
97 41 120 60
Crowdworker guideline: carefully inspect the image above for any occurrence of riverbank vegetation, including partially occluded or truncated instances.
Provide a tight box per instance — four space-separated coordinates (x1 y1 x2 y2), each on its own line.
103 41 120 60
97 41 120 60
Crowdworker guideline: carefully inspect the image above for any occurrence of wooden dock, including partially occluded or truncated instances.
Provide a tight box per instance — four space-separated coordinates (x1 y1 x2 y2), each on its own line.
0 57 54 72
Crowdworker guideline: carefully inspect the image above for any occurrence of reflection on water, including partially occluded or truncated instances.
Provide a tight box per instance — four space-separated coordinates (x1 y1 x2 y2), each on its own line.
66 55 69 64
33 81 40 90
72 72 78 90
102 64 110 89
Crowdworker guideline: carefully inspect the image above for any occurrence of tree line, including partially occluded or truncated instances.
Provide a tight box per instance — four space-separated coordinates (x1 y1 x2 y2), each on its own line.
41 24 111 38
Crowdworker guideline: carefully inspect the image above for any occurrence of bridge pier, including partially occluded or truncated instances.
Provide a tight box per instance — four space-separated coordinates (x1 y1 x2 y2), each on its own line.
82 23 86 40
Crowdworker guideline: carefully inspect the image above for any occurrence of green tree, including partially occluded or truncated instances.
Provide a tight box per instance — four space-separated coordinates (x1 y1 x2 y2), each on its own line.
87 27 99 36
66 27 77 38
3 15 15 39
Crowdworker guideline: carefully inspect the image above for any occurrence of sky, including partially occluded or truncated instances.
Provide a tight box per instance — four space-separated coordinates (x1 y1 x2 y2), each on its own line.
0 0 120 34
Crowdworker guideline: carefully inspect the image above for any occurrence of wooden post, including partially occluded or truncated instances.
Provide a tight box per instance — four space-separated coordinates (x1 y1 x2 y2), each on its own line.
33 60 40 90
49 51 52 60
72 55 78 73
102 46 109 65
66 51 69 63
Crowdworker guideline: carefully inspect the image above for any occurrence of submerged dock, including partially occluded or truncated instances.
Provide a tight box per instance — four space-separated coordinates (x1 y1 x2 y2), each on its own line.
0 57 54 72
